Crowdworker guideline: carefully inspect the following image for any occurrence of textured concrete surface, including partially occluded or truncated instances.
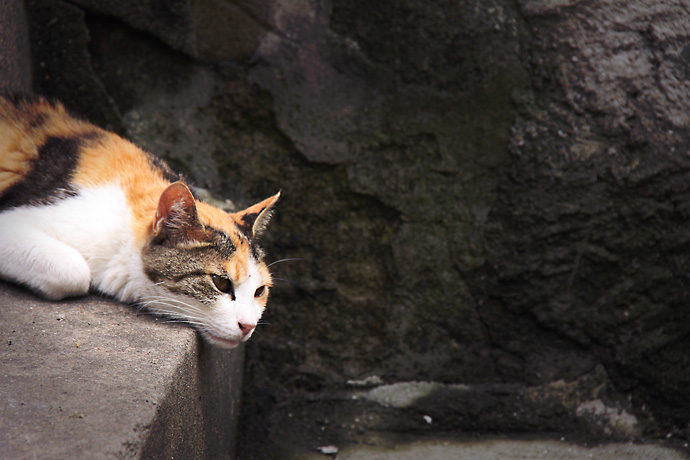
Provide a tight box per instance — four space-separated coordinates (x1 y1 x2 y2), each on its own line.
0 280 244 460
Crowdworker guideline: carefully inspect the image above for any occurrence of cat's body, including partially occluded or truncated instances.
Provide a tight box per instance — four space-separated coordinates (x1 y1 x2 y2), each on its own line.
0 95 279 348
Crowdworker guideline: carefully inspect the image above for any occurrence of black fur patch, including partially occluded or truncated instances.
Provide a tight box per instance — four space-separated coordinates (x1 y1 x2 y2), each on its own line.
148 153 183 184
0 134 98 210
241 212 260 227
27 112 48 129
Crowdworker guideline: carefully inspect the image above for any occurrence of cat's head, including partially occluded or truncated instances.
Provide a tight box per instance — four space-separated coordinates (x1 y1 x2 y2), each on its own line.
141 181 279 348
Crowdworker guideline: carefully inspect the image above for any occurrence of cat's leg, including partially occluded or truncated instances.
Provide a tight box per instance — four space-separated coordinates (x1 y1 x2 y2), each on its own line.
0 222 91 300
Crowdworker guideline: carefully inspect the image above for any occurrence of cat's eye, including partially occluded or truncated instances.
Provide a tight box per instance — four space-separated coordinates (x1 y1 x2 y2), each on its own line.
211 274 235 300
254 285 266 298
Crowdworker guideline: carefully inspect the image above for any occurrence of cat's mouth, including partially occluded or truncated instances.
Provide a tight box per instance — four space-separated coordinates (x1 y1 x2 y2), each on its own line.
203 332 241 349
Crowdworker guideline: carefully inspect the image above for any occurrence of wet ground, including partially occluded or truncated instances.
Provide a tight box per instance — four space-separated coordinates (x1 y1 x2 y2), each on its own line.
240 406 690 460
238 378 690 460
294 435 689 460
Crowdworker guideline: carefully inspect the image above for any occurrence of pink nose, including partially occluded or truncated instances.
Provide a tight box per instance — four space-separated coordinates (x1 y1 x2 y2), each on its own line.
238 322 256 336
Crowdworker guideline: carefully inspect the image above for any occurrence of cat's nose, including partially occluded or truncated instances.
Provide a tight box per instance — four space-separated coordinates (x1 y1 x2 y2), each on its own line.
239 322 256 336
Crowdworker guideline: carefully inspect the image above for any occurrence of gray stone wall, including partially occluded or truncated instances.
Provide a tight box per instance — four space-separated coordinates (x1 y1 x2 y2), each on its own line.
24 0 690 453
0 0 31 92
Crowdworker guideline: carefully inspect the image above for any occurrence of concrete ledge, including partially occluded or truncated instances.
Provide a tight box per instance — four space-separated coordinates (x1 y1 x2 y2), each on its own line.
0 281 243 460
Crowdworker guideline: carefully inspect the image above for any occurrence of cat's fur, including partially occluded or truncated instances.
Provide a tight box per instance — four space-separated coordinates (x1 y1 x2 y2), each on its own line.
0 95 279 348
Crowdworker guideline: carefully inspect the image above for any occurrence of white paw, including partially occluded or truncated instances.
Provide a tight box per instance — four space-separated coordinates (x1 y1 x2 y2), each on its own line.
33 246 92 300
0 226 92 300
38 271 91 300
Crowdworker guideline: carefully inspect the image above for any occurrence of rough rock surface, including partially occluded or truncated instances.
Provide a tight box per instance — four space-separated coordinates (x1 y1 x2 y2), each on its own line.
22 0 690 456
0 0 31 93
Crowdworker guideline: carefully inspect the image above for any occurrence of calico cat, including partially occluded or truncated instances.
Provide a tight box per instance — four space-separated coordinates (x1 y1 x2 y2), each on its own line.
0 95 279 348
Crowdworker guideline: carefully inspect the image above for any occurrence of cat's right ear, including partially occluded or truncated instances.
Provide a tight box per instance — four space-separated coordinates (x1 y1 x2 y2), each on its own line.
152 182 206 244
230 191 281 241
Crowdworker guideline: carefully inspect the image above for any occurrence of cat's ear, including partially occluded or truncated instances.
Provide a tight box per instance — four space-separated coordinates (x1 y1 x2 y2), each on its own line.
231 191 280 241
152 182 206 244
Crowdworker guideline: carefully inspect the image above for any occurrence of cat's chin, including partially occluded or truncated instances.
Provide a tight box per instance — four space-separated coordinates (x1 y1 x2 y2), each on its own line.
203 333 241 349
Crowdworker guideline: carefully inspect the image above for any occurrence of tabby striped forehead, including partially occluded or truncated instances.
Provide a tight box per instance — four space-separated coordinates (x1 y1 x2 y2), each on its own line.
194 201 260 280
206 226 253 282
196 200 241 240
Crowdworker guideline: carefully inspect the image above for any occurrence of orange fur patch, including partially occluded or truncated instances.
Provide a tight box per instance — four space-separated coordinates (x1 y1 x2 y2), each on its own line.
71 135 170 242
0 97 90 193
224 246 250 284
0 97 266 255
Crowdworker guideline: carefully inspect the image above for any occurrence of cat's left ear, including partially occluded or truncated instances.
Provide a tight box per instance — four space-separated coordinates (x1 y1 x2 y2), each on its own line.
231 191 280 241
152 182 207 244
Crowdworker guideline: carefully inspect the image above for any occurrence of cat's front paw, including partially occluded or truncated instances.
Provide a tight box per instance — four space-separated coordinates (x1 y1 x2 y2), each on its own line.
0 238 92 300
38 274 90 300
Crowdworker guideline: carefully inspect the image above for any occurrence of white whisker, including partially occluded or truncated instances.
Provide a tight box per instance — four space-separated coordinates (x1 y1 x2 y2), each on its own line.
138 295 207 314
271 277 295 284
136 296 209 327
267 258 303 268
145 306 207 326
